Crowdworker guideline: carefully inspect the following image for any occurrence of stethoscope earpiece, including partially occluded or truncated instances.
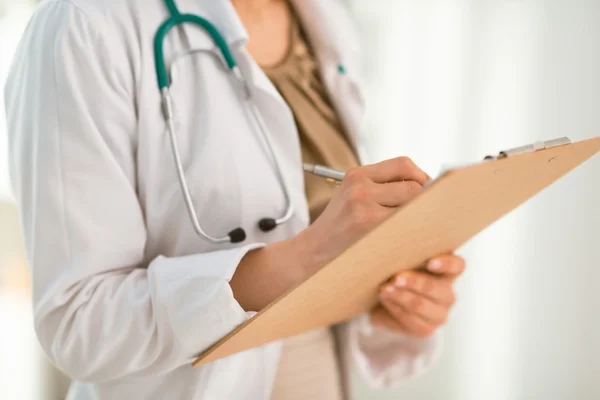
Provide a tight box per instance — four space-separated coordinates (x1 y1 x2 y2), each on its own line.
258 218 277 233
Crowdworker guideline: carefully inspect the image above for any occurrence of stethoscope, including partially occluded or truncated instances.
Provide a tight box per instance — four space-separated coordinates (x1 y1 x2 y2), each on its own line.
154 0 295 244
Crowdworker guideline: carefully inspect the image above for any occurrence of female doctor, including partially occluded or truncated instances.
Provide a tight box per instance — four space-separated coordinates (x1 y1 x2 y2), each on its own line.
5 0 466 399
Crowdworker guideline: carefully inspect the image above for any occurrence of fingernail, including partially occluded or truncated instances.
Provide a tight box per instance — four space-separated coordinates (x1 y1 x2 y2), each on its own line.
428 259 442 271
380 286 395 299
394 276 407 288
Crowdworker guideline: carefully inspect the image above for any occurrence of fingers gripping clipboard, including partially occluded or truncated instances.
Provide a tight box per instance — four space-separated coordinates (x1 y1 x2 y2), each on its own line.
193 136 600 367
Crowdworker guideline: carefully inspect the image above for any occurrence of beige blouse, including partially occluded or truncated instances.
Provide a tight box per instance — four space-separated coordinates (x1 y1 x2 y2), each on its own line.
261 8 360 400
262 12 360 223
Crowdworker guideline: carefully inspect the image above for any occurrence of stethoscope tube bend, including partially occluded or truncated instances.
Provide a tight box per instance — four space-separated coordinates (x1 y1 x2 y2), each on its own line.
153 0 295 244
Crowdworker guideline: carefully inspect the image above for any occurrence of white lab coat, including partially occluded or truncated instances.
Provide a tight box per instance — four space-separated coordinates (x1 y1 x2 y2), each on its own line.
4 0 442 399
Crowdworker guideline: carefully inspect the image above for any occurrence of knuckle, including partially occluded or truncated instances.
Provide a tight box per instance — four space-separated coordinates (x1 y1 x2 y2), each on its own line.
395 291 409 306
411 275 425 291
421 277 436 297
397 156 415 170
344 187 383 230
412 323 436 338
399 181 423 200
413 329 431 338
391 305 407 321
439 313 449 325
344 167 365 184
422 326 437 337
456 258 466 274
347 184 370 205
405 294 422 313
448 291 457 306
407 181 423 194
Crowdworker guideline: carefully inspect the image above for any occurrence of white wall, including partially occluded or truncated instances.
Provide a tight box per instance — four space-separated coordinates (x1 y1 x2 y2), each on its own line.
349 1 600 399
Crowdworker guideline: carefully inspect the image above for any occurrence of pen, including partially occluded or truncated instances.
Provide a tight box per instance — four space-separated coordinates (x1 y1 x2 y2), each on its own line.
305 137 572 186
484 137 571 160
302 163 346 183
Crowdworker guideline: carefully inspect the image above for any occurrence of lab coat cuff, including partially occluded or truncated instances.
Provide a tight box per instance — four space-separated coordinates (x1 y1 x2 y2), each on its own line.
147 243 265 365
348 314 444 388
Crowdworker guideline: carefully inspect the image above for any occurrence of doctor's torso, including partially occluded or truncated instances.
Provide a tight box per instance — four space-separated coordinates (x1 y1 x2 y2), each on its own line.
115 0 364 259
7 0 366 398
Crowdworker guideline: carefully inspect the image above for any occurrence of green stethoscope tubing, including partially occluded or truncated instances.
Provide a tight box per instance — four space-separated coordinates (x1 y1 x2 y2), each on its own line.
154 0 236 89
153 0 295 244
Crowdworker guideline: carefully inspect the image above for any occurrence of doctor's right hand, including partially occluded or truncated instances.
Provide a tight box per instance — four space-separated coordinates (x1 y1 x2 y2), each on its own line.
300 156 431 271
231 157 430 312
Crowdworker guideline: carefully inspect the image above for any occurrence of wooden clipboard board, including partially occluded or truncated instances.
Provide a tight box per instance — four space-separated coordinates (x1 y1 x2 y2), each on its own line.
193 136 600 367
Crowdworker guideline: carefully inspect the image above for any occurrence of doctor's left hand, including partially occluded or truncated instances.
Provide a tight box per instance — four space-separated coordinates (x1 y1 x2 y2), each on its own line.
370 254 465 338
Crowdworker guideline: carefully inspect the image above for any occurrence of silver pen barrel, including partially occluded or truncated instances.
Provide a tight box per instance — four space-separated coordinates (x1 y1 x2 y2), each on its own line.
303 163 346 182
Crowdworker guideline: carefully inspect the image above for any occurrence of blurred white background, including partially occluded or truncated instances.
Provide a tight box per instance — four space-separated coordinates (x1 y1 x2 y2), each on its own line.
348 1 600 400
1 1 599 399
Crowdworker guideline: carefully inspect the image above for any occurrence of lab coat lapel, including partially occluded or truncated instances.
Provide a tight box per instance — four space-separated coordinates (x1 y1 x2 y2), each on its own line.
291 0 368 163
195 0 248 46
198 1 292 114
190 0 288 104
195 0 368 161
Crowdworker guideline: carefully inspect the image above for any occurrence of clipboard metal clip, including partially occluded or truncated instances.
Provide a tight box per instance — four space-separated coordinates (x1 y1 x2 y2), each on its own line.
484 137 571 160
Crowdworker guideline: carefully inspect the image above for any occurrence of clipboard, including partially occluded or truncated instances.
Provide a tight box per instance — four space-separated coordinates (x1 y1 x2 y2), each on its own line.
193 136 600 367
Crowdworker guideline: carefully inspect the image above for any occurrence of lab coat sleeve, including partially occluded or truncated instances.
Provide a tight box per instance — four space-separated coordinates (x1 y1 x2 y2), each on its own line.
5 2 256 382
341 316 443 389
